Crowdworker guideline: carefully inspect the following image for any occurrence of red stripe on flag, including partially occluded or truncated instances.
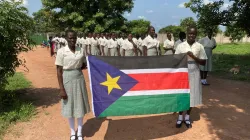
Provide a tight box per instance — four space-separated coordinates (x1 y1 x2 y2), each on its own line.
128 72 189 91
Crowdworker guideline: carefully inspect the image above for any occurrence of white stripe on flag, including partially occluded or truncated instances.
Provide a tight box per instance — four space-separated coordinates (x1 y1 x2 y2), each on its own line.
121 68 188 74
123 89 190 96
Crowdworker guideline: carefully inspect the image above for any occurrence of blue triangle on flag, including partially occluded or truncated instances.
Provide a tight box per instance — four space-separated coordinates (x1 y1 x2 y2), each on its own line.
88 56 138 117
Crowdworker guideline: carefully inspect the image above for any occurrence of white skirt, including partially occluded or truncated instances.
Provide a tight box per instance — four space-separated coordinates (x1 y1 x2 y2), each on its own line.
188 62 202 107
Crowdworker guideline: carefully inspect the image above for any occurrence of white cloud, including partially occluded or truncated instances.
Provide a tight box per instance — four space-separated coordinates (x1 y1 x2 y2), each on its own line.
138 16 146 19
146 10 154 13
6 0 28 6
203 0 213 5
178 2 185 8
126 13 131 17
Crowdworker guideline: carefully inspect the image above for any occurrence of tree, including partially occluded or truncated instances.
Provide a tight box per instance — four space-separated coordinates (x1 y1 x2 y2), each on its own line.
180 17 197 30
0 0 34 89
126 19 150 35
159 25 183 40
33 9 60 33
186 0 250 36
224 25 246 42
40 0 134 33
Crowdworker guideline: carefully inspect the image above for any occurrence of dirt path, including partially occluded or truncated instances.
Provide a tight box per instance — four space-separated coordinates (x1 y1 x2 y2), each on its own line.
4 47 250 140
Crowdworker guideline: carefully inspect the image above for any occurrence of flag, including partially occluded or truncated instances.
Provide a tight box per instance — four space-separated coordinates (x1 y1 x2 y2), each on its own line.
87 54 190 118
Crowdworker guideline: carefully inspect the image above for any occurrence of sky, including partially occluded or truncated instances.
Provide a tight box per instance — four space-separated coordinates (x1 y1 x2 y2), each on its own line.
21 0 232 32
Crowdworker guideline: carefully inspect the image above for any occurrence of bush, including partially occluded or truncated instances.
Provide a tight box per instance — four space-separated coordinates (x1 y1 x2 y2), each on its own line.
0 1 35 89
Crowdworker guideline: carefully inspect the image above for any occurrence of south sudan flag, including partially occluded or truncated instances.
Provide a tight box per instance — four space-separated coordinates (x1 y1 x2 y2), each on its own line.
87 54 190 118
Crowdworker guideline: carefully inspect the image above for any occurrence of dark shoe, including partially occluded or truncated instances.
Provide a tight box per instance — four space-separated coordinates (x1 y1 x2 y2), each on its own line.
176 120 183 128
184 120 192 128
202 82 210 86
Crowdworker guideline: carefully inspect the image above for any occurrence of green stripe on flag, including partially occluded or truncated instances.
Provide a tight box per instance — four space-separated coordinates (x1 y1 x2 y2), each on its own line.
99 93 190 117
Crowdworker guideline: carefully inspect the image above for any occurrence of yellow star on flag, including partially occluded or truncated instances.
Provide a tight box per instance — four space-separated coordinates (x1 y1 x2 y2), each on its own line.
100 73 122 95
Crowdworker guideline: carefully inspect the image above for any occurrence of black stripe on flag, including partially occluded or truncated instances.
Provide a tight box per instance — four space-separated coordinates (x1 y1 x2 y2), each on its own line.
93 53 188 69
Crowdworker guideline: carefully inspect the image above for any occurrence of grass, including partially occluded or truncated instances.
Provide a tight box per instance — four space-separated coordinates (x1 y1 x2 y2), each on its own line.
212 43 250 82
0 73 35 139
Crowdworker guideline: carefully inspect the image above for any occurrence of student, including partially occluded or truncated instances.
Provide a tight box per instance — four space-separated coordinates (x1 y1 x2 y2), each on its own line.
136 34 143 56
55 30 90 140
98 33 104 56
142 26 160 56
108 33 119 56
175 26 207 129
84 33 92 56
174 32 186 51
89 33 100 55
198 30 217 85
163 32 175 55
122 33 138 56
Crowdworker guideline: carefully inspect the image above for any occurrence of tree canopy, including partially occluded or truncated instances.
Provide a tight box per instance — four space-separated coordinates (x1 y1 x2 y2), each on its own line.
126 19 150 35
0 0 34 89
185 0 250 36
38 0 134 33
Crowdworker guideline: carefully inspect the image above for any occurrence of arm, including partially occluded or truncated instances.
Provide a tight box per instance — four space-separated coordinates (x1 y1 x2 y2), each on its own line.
88 45 92 55
122 49 125 56
102 45 105 56
131 41 138 56
187 52 206 66
56 66 67 99
143 46 147 56
108 48 111 56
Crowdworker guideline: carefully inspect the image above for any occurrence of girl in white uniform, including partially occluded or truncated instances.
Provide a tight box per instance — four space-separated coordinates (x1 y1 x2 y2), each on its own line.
108 33 119 56
175 26 207 129
198 30 217 85
122 34 137 56
163 32 175 55
142 26 160 56
89 33 100 56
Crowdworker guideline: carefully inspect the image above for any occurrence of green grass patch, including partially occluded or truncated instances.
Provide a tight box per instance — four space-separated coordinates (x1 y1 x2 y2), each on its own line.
0 73 35 138
212 43 250 81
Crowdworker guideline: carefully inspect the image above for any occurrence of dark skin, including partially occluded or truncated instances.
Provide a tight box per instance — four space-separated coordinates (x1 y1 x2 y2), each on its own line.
123 34 138 56
164 32 174 54
179 27 206 116
143 27 156 56
57 31 87 100
108 33 118 56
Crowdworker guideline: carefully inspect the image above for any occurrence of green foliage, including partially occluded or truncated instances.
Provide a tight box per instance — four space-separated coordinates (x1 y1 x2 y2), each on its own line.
126 19 150 35
39 0 134 33
0 0 35 89
159 25 183 40
212 43 250 82
180 17 197 30
186 0 250 36
0 73 35 138
224 25 246 42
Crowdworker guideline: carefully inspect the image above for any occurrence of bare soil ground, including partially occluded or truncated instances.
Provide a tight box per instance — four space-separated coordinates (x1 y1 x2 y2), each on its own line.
4 47 250 140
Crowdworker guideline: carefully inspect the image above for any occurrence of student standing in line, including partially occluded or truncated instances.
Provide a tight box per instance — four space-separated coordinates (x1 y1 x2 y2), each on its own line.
55 30 90 140
108 33 119 56
142 26 160 56
174 32 186 51
198 30 216 85
84 33 92 56
175 26 207 129
163 32 175 55
89 33 100 56
122 33 138 56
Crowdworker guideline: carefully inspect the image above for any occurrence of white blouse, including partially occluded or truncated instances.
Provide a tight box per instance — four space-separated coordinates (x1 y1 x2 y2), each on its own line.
122 39 134 50
108 38 118 48
55 46 85 70
142 35 159 49
163 39 174 49
198 36 216 48
175 41 208 61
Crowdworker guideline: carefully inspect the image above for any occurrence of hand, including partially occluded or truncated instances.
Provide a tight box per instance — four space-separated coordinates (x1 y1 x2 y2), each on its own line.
187 51 194 57
59 89 68 100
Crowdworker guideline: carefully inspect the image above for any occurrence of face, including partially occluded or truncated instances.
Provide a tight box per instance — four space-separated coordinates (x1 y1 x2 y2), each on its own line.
128 34 133 40
207 31 213 38
187 28 197 43
96 33 100 38
111 33 115 39
88 33 92 38
66 32 77 47
167 33 171 39
100 33 103 37
149 27 155 37
93 33 96 38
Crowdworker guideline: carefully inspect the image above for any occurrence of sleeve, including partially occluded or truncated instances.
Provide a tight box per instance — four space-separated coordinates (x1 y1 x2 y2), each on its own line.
121 41 126 49
163 40 167 48
199 44 208 60
142 37 148 47
174 44 181 54
55 49 64 66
